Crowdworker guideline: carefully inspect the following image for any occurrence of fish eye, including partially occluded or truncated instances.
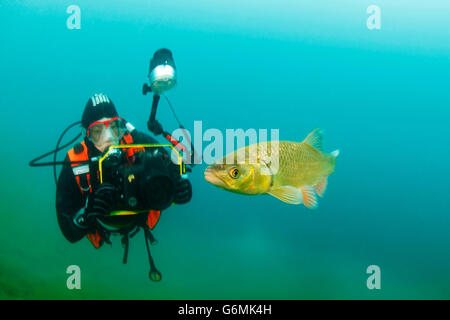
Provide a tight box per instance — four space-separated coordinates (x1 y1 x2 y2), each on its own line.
229 167 240 179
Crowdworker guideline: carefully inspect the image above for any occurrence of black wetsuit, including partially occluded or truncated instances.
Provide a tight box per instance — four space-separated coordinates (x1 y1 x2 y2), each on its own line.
56 129 165 243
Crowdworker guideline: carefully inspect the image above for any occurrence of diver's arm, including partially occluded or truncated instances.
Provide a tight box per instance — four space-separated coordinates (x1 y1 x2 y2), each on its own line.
55 156 88 243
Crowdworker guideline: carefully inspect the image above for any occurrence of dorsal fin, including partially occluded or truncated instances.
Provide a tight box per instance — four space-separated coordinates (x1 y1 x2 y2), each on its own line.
302 128 323 151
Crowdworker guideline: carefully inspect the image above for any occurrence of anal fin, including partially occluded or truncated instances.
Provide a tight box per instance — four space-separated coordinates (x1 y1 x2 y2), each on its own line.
268 186 303 205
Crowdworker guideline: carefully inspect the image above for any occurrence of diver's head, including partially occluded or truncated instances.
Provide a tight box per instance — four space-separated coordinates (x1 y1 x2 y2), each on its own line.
82 94 127 152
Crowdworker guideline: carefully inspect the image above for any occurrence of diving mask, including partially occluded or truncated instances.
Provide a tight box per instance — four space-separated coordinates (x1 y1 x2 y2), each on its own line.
87 117 127 148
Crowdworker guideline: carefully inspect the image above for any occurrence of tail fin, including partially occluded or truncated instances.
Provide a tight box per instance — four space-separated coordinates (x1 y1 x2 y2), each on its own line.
331 149 340 158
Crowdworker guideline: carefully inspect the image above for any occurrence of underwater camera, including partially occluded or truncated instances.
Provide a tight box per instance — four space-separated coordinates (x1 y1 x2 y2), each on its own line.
143 48 177 95
98 145 183 222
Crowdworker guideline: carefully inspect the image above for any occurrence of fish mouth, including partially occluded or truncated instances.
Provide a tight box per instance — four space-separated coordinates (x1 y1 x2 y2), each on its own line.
204 167 226 188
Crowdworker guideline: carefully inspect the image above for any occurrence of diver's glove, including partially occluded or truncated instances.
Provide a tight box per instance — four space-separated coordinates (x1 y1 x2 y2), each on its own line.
173 178 192 204
80 183 116 228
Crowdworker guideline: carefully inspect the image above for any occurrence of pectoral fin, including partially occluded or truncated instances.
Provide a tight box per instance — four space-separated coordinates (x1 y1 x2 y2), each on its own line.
268 186 303 205
300 185 318 209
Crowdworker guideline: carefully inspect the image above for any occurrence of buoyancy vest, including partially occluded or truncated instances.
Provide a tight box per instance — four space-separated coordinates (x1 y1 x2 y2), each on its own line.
67 132 161 249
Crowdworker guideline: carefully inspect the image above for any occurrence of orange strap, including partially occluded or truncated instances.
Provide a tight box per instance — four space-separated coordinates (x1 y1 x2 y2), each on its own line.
67 141 93 194
86 230 103 249
67 141 88 165
147 210 161 230
75 174 92 193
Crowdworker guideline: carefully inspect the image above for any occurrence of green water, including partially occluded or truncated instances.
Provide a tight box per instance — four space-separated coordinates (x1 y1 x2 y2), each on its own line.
0 0 449 299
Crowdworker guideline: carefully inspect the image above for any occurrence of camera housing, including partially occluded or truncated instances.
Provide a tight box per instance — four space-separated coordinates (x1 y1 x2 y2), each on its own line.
100 146 180 214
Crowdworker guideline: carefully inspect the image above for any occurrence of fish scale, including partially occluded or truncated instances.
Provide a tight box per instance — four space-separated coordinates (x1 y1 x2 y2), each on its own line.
244 141 331 188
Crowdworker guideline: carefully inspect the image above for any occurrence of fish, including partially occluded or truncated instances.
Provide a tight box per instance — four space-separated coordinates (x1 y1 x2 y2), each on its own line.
204 128 339 208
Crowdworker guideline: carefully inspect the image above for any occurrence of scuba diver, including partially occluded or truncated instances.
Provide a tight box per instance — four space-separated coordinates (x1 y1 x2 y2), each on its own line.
56 93 192 245
56 93 192 281
30 49 195 281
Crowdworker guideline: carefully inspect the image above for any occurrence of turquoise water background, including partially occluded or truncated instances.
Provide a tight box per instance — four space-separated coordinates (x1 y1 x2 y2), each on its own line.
0 0 449 299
